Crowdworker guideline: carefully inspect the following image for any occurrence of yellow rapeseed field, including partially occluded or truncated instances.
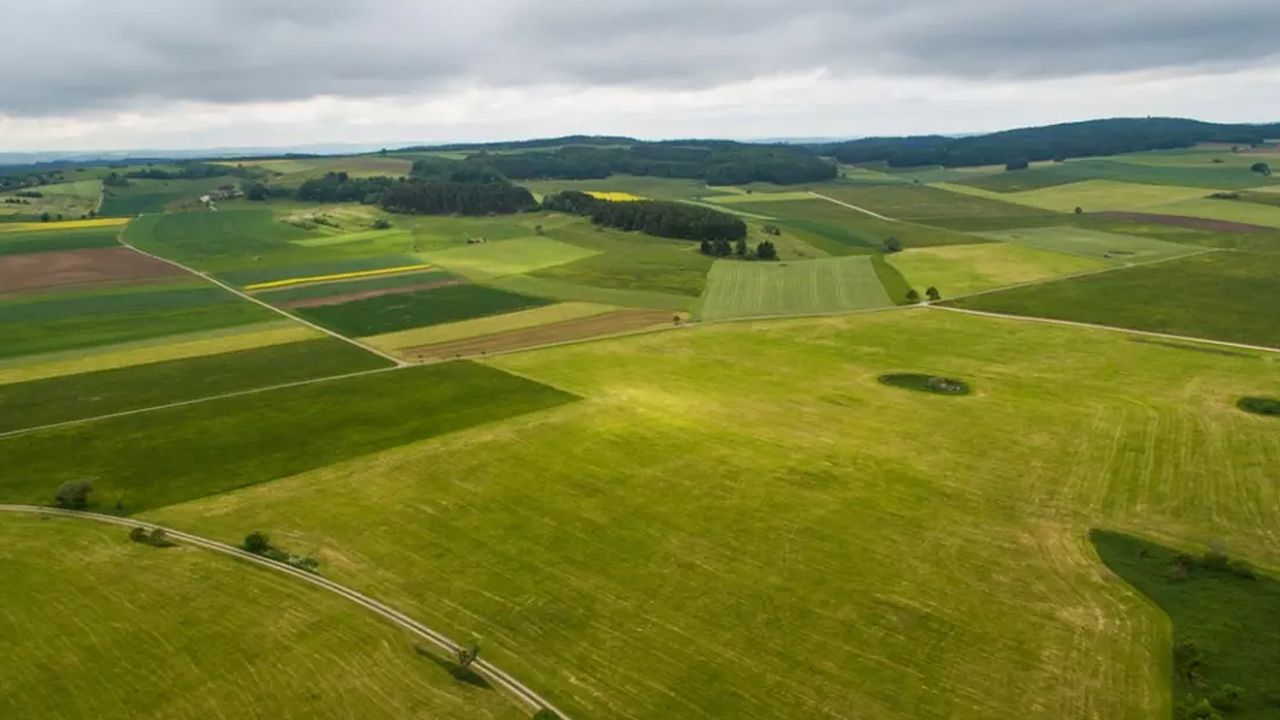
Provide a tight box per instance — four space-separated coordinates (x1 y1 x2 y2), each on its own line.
0 217 129 233
585 191 645 202
244 263 434 291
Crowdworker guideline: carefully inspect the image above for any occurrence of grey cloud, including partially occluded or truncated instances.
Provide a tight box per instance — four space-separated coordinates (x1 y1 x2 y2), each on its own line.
2 0 1278 116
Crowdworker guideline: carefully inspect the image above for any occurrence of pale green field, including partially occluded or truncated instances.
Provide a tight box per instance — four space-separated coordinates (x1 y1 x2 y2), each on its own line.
1146 198 1280 229
935 179 1215 213
0 515 524 720
980 226 1206 263
0 179 102 217
697 256 892 320
293 228 414 247
364 302 617 352
0 321 319 386
522 175 731 202
147 310 1280 720
885 242 1109 298
420 238 600 279
706 191 819 204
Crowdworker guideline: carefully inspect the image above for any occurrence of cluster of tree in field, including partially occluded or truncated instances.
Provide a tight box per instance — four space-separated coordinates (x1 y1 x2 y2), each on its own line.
438 140 837 185
818 118 1280 168
296 170 536 216
699 237 778 260
542 190 746 241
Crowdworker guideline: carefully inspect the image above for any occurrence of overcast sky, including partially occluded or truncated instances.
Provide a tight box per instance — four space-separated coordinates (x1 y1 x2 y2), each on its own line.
2 0 1279 151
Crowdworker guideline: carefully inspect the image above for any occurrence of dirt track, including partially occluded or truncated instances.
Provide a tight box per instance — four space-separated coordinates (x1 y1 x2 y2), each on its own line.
0 246 184 293
405 308 678 361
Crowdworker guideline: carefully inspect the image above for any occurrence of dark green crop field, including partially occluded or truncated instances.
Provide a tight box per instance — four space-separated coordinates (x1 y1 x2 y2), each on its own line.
0 227 120 256
100 177 238 216
295 284 551 336
0 338 390 433
956 158 1280 192
946 251 1280 348
1094 531 1280 720
0 361 575 513
0 286 274 360
252 269 457 303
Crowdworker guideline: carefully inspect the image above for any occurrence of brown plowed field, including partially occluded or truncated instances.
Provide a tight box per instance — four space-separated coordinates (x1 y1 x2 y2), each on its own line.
0 246 185 294
1093 211 1271 233
403 308 678 361
275 279 462 309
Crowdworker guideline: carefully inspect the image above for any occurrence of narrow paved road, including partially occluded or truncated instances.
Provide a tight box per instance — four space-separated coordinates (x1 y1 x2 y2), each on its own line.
930 305 1280 355
0 504 570 720
807 191 897 221
119 219 407 366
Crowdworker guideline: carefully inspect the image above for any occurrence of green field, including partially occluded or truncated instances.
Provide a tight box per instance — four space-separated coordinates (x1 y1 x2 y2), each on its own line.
421 237 599 279
0 361 574 513
0 515 523 720
490 274 700 311
954 157 1280 192
1145 198 1280 229
0 285 275 360
99 177 237 216
697 256 892 320
0 322 319 385
0 179 102 218
948 251 1280 347
979 226 1204 263
295 284 551 337
0 338 390 432
0 226 119 256
938 180 1216 213
218 254 427 287
253 269 456 303
364 302 617 352
813 183 1051 220
1094 531 1280 720
885 242 1109 297
143 310 1280 720
713 198 984 254
521 175 732 201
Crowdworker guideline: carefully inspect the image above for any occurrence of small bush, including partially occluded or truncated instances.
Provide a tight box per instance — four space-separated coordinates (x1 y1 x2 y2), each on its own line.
1238 396 1280 417
128 526 150 543
1201 551 1232 573
1228 559 1256 580
243 531 271 555
372 218 392 230
54 480 94 509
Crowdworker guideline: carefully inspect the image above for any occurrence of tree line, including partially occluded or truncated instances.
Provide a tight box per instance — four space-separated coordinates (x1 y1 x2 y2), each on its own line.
819 118 1280 168
296 171 536 216
543 190 746 241
462 141 837 185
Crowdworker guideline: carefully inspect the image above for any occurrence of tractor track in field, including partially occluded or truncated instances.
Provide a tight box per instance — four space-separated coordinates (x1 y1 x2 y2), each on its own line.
0 504 570 720
118 219 407 367
807 191 898 221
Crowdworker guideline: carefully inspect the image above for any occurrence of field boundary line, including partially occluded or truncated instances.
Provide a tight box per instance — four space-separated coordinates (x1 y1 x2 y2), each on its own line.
0 504 569 719
0 366 400 440
929 305 1280 355
118 217 407 367
807 191 898 221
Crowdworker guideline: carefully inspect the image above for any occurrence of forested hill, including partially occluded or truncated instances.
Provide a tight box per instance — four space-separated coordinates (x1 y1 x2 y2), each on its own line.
398 139 838 186
817 118 1280 168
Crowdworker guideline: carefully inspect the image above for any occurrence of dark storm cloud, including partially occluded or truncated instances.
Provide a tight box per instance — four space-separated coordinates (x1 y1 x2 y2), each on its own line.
2 0 1278 116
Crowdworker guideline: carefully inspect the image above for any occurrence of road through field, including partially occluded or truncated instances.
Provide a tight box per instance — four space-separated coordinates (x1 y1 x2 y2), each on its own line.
0 504 569 720
807 191 898 221
119 220 406 366
930 305 1280 354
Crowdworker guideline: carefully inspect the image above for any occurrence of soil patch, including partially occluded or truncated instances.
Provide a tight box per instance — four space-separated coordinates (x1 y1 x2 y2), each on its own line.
404 309 678 361
275 279 463 309
1093 211 1271 234
0 247 184 294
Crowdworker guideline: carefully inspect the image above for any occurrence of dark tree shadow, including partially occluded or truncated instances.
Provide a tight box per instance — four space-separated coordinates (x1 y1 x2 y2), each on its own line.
414 644 492 689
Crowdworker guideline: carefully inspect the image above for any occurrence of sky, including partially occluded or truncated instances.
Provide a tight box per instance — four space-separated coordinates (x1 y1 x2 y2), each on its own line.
2 0 1279 152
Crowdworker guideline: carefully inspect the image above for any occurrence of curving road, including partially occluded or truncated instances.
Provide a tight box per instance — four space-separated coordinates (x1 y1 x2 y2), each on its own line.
0 504 569 720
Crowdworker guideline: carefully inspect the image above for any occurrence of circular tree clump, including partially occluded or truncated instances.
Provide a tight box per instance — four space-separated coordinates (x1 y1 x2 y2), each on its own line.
878 373 971 396
1237 396 1280 417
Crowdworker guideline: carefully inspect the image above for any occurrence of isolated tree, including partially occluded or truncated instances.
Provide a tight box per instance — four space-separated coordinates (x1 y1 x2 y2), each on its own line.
1005 158 1029 171
148 528 169 547
128 526 150 543
372 218 392 230
882 236 902 253
699 239 712 255
735 237 748 257
755 240 778 260
926 286 941 302
905 289 921 304
762 223 781 236
456 642 480 670
1250 162 1271 176
534 224 544 236
1073 206 1083 215
40 212 51 222
54 480 93 509
243 531 271 555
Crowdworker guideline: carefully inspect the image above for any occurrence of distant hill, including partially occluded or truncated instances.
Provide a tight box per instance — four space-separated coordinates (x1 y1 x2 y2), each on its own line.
816 118 1280 169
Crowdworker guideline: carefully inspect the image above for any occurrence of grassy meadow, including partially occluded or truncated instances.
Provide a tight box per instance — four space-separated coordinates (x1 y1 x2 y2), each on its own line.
978 226 1204 263
0 515 524 720
143 310 1280 720
885 242 1109 298
697 255 893 320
